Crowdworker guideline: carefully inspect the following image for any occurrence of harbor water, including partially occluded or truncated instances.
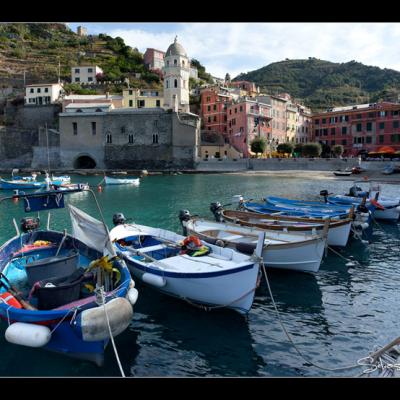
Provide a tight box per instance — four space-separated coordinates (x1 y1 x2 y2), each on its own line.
0 173 399 377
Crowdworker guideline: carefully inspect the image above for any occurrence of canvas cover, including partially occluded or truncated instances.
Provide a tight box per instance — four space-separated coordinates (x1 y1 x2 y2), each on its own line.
68 204 115 256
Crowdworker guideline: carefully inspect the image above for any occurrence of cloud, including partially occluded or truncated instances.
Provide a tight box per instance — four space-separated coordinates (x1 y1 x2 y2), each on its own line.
105 23 400 77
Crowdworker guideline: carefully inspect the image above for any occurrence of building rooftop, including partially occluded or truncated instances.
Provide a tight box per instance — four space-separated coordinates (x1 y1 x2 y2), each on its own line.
26 83 61 87
165 37 187 57
65 103 112 109
63 94 123 100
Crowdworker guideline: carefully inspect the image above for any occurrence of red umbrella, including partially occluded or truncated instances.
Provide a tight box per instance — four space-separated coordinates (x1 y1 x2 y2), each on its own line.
377 146 396 154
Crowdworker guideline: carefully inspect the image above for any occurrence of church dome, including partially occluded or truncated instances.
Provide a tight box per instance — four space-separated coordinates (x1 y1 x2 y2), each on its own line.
166 36 187 57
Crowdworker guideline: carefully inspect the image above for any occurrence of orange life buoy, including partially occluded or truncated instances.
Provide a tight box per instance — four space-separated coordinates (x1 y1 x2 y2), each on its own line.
182 235 202 248
0 292 22 308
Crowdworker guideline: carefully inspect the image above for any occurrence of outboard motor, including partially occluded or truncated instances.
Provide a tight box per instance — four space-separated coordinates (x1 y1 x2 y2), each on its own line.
178 209 191 236
21 217 40 233
113 213 126 226
210 202 224 222
319 190 329 203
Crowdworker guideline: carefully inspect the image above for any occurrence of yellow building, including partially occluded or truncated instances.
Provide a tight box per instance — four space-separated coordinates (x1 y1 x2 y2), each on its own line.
123 89 164 108
285 102 298 143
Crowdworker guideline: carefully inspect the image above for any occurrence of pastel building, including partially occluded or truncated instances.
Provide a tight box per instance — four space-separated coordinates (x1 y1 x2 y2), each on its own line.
285 101 297 143
123 89 163 108
163 37 190 113
256 94 288 149
200 88 232 136
311 102 400 156
229 81 259 97
295 105 312 144
227 98 272 157
71 65 103 84
25 83 63 106
143 48 165 72
61 94 123 111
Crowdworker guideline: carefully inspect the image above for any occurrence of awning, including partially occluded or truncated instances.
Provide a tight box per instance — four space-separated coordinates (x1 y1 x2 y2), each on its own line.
377 146 396 154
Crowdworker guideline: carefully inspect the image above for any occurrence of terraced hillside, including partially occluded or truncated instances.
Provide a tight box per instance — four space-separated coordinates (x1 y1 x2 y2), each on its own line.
0 23 162 93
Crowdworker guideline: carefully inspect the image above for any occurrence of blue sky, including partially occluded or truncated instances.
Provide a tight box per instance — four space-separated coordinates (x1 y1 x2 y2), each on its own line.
68 23 400 78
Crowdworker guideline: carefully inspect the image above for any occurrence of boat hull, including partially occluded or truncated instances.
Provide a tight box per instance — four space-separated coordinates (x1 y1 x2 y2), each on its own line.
122 259 259 314
105 176 140 186
222 211 351 247
0 231 131 365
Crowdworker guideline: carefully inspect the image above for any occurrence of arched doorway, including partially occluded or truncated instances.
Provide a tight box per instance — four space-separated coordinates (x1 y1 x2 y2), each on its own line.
74 155 97 169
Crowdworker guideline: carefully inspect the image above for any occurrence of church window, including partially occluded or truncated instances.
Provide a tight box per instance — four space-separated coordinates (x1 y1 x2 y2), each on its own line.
174 79 178 88
167 60 169 66
174 59 177 66
166 80 169 88
152 134 159 144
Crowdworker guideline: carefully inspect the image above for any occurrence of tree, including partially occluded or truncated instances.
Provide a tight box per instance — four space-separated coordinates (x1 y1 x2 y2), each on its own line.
250 137 266 157
332 144 344 157
277 143 293 156
293 143 304 157
301 142 322 157
321 143 331 158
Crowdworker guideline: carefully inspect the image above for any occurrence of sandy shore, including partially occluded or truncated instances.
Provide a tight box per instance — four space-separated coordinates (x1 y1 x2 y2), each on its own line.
225 169 400 184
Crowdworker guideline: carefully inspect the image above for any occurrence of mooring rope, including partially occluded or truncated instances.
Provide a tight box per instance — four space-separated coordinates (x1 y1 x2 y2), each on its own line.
259 258 361 373
96 286 126 377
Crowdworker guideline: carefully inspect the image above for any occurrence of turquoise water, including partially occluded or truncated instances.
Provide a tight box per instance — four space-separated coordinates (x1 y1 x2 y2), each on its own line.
0 173 399 377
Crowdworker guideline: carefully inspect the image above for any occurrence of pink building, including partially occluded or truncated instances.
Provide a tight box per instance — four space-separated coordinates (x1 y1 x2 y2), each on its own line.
143 48 165 74
227 99 272 157
200 88 232 137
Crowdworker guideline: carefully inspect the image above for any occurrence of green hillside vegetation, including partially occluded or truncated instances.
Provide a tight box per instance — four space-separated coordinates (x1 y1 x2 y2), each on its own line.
0 23 212 97
234 58 400 111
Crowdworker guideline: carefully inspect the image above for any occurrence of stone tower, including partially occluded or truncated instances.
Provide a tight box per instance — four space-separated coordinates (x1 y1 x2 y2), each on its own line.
163 36 190 113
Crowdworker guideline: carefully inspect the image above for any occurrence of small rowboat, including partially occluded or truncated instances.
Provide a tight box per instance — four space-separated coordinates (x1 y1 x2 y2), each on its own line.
180 212 328 274
219 209 352 247
0 178 47 190
0 188 137 366
110 214 264 315
104 176 140 186
333 170 352 176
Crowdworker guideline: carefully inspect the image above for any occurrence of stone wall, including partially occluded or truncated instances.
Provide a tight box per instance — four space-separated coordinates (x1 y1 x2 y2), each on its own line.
59 108 200 169
196 158 361 172
6 104 60 130
0 127 38 168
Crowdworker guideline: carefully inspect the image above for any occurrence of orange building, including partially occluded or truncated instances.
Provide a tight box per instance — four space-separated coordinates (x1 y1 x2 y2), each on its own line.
312 102 400 156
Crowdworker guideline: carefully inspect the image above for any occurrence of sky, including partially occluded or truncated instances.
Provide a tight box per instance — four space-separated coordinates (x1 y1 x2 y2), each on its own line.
68 23 400 78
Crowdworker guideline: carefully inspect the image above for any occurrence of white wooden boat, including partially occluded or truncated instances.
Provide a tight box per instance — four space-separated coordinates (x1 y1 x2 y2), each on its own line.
109 218 264 315
333 170 352 176
105 176 140 186
182 217 328 274
220 209 352 247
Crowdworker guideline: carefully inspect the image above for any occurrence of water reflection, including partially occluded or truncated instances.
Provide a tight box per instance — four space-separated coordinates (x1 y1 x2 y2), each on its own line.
126 282 265 377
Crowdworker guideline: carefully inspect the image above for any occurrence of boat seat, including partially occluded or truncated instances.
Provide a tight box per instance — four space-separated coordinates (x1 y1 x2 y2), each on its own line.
136 244 168 253
219 234 244 242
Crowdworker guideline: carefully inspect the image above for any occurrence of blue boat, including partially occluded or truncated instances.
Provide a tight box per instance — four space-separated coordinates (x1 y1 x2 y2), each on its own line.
0 178 48 190
0 188 137 366
244 197 374 242
263 196 352 218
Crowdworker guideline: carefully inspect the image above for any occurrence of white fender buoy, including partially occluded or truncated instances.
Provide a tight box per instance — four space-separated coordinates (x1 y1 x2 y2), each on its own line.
129 279 135 289
5 322 51 348
79 297 133 342
142 272 166 287
127 287 138 306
